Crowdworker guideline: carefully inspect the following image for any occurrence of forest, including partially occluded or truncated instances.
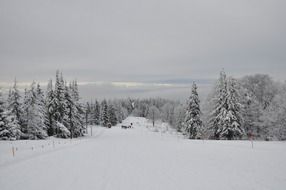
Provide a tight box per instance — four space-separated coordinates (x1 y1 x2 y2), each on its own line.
1 70 285 141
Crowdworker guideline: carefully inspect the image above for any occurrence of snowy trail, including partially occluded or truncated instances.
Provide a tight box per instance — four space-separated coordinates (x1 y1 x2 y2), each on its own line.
1 117 286 190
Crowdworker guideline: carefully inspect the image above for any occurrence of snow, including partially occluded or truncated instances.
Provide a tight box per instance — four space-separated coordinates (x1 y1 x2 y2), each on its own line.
1 117 286 190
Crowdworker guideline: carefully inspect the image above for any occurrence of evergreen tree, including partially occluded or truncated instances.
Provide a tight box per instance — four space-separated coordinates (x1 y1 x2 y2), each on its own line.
114 101 125 124
184 82 203 139
108 103 117 126
209 70 228 139
7 79 23 127
21 88 29 134
100 100 109 127
22 82 47 139
219 78 244 140
54 71 66 123
36 83 47 128
0 88 22 140
70 80 84 136
45 80 56 136
93 100 100 125
63 84 75 138
0 89 8 139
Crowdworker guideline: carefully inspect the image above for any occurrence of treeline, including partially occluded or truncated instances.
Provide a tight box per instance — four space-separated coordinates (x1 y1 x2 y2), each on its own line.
0 71 85 140
1 70 285 141
128 71 286 141
204 71 286 140
0 71 130 140
85 99 129 127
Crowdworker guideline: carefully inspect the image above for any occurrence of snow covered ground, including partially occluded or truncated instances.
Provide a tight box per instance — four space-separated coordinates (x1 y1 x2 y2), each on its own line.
0 117 286 190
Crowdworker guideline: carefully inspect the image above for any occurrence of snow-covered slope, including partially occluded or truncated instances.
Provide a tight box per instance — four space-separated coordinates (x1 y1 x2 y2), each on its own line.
0 117 286 190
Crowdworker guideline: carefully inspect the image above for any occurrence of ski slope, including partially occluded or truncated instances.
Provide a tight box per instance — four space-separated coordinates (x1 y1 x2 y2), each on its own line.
0 117 286 190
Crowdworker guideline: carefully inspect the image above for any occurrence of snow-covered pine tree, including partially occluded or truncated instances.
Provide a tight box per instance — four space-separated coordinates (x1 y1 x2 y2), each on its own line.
45 80 56 136
0 88 22 140
100 100 109 127
36 83 47 128
21 88 29 134
220 78 244 140
113 101 125 124
0 89 8 139
108 103 117 126
62 84 75 138
209 70 228 139
184 82 203 139
7 79 23 127
71 80 80 101
22 82 47 139
70 80 84 137
54 71 66 124
93 100 100 125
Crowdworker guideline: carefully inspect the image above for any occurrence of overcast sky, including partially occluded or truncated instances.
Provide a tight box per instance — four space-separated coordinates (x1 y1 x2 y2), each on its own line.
0 0 285 100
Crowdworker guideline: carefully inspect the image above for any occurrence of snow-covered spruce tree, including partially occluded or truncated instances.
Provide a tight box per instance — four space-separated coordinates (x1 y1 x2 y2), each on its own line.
54 71 66 125
21 88 29 134
100 100 109 127
114 101 125 124
0 88 22 140
219 78 244 140
183 82 203 139
36 83 47 124
7 79 23 127
93 100 100 125
108 103 117 126
62 84 75 138
22 82 47 139
0 89 8 139
45 80 56 136
209 70 228 139
69 80 84 137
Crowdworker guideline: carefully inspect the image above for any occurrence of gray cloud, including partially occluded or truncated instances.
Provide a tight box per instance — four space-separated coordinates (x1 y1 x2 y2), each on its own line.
0 0 285 99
